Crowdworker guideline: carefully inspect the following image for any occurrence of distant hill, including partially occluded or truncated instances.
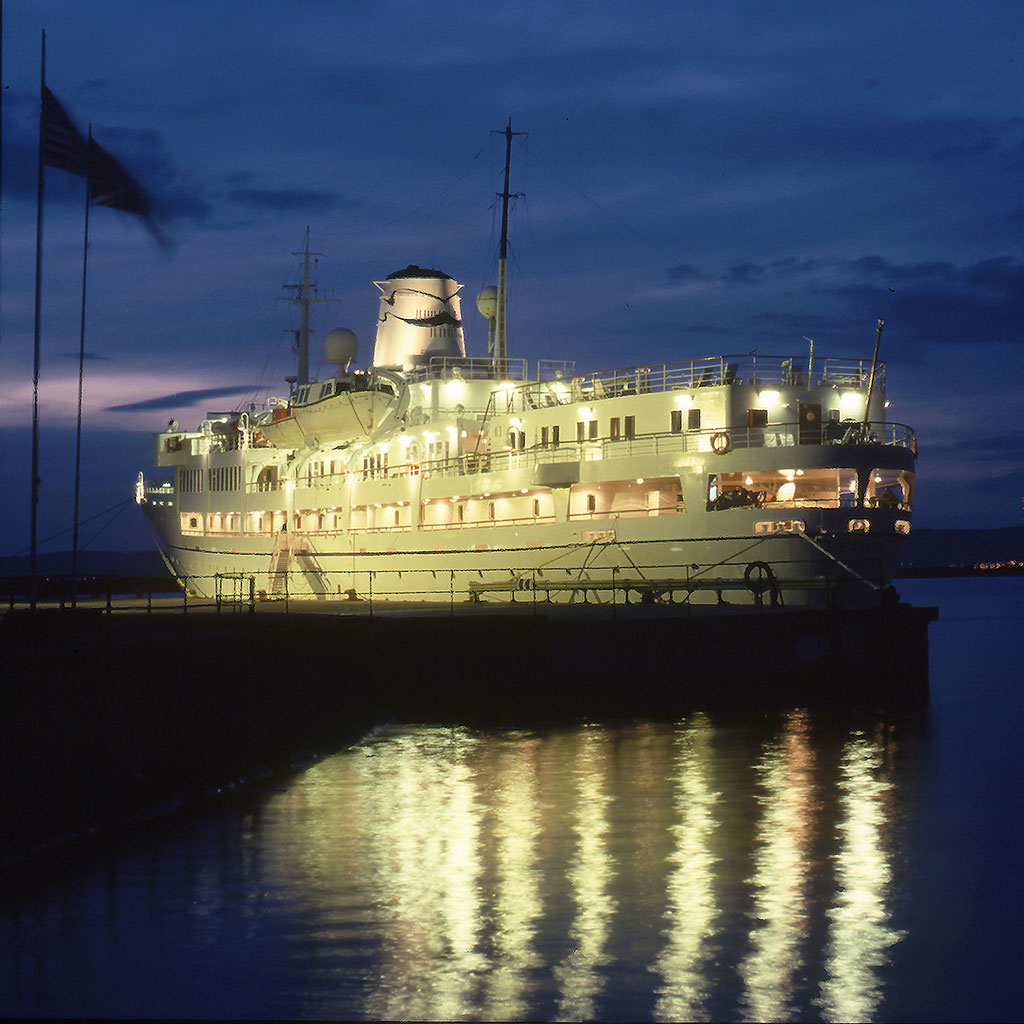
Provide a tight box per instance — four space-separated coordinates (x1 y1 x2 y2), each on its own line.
0 549 166 577
897 527 1023 569
2 528 1021 579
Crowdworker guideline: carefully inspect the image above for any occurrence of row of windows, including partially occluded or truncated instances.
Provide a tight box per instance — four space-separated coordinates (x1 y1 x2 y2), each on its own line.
178 468 203 493
361 452 389 480
208 466 242 492
670 408 702 432
178 467 243 493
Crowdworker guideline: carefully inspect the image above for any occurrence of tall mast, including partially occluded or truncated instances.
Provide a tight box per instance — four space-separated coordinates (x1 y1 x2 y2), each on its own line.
283 227 331 385
494 118 525 371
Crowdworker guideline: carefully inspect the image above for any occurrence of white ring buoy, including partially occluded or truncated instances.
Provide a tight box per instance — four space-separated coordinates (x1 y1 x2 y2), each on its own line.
711 431 731 454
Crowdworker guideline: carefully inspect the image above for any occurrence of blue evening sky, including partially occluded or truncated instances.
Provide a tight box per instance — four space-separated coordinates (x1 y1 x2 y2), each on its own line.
1 0 1022 552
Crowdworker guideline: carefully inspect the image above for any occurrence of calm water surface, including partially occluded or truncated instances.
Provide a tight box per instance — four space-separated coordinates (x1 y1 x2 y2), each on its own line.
2 577 1022 1021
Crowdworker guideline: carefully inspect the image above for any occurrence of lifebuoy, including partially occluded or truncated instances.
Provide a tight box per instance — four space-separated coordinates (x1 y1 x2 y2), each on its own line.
744 560 778 604
711 431 731 454
743 560 775 593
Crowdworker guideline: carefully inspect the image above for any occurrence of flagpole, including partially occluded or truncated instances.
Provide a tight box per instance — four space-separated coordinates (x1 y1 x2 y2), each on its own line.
30 29 46 610
71 124 93 607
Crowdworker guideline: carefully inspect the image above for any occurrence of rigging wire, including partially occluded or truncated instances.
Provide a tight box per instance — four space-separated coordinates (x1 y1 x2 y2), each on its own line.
334 147 487 239
8 498 134 557
520 139 763 322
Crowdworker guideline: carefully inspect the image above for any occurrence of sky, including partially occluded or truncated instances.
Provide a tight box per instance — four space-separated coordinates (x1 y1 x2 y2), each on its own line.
1 0 1022 555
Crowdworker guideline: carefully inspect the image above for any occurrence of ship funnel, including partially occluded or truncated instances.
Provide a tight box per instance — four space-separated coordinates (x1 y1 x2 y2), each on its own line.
325 328 359 373
372 265 466 371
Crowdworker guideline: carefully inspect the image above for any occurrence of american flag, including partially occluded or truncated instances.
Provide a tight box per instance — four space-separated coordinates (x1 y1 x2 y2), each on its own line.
41 86 90 175
42 85 166 244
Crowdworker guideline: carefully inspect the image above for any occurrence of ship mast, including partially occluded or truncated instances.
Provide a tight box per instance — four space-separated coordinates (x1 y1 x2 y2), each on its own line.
494 119 525 372
283 227 332 385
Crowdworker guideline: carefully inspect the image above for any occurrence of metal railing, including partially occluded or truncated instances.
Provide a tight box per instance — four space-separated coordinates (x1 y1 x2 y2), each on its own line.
491 354 884 415
1 551 884 617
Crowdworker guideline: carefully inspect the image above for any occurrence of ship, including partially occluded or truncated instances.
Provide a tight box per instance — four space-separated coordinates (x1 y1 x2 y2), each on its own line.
137 126 917 610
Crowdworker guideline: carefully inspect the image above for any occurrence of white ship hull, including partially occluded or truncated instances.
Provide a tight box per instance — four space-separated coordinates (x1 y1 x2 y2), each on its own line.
140 354 916 611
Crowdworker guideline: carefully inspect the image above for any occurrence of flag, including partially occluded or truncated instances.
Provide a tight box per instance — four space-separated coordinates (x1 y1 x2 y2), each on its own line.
88 137 153 217
41 85 91 175
41 85 167 244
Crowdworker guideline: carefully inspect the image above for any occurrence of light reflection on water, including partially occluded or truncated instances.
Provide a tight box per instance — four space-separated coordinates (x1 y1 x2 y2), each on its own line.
2 715 909 1021
737 711 815 1022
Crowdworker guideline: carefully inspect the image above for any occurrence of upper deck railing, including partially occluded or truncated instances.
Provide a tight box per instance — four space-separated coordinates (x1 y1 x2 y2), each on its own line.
490 354 882 415
405 356 579 384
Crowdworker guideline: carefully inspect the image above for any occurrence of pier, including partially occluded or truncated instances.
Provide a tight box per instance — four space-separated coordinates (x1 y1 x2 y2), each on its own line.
1 596 936 859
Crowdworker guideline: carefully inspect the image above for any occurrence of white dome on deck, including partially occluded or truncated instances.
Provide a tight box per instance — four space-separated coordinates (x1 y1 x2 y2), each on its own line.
325 328 359 370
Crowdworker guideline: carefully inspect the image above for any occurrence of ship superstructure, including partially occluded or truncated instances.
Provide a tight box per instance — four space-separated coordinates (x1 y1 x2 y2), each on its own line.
137 129 916 608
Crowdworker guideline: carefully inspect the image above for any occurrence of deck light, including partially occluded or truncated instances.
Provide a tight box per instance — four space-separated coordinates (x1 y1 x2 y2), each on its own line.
758 390 781 406
840 391 862 413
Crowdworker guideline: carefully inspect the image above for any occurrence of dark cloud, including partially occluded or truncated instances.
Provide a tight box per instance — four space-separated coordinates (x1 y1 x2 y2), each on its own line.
61 351 112 362
667 264 704 282
726 263 764 285
106 385 261 413
668 254 1024 347
225 187 342 212
820 255 1024 345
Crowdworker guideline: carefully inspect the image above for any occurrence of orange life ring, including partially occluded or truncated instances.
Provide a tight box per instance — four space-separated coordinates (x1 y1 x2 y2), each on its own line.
711 431 731 454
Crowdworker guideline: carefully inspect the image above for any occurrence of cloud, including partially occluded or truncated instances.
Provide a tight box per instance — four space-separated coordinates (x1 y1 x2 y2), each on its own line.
666 254 1024 347
820 256 1024 346
667 264 705 282
225 187 343 212
105 385 262 413
726 263 764 285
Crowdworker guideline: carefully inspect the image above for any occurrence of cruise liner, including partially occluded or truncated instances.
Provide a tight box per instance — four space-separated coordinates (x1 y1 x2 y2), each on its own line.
137 130 916 609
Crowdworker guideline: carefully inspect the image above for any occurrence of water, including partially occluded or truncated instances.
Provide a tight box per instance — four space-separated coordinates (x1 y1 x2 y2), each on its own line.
2 577 1021 1021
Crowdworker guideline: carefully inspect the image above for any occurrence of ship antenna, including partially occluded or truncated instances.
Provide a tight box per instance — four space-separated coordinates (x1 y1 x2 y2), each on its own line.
862 317 885 439
282 226 333 385
493 119 526 373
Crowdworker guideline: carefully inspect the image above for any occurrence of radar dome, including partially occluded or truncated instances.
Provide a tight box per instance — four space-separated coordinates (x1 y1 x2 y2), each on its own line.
476 286 498 319
325 328 359 369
